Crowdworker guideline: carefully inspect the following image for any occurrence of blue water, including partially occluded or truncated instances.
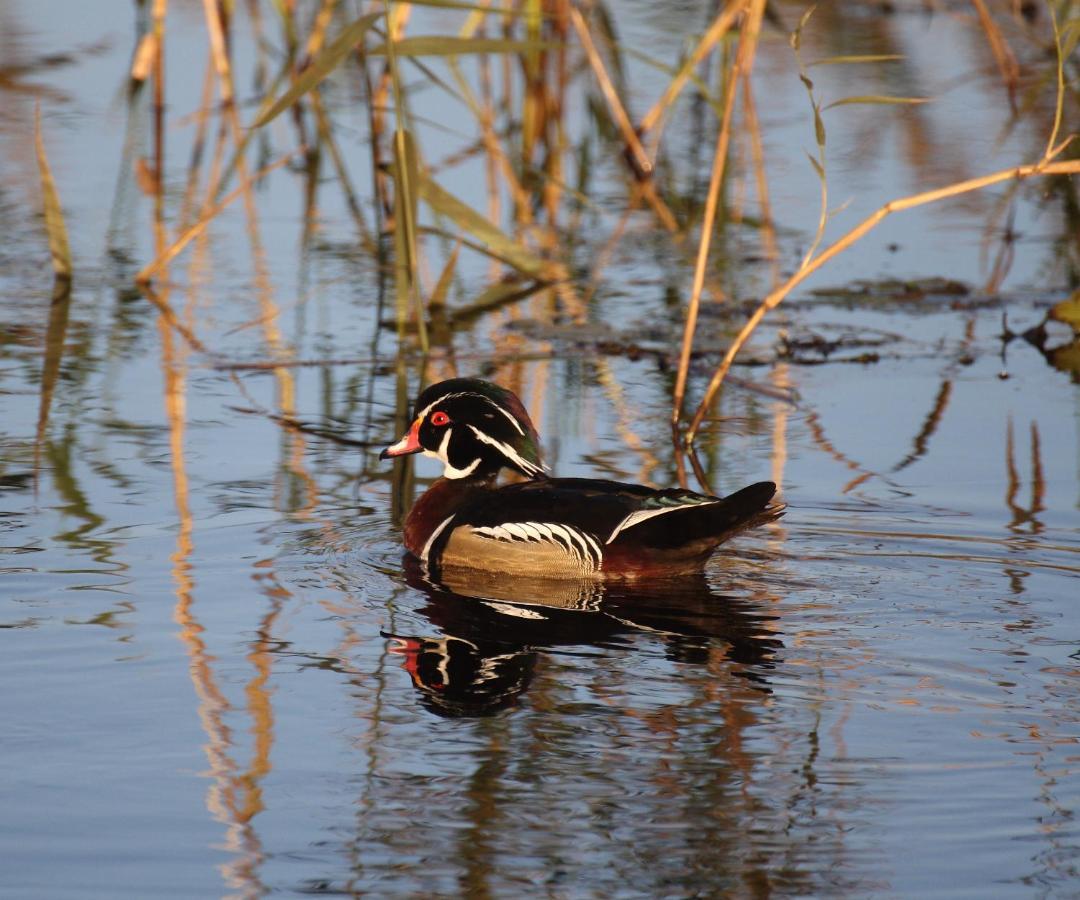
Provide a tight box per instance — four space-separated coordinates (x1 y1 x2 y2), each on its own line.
2 1 1079 896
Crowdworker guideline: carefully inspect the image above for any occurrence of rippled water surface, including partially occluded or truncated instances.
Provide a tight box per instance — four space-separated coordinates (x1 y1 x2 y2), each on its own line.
3 1 1079 897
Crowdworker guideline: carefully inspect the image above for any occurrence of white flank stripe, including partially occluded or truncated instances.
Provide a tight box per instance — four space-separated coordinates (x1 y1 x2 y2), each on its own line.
580 530 604 565
555 524 587 564
520 523 545 542
470 520 602 572
550 524 589 568
503 522 533 541
421 514 457 563
604 501 720 544
472 525 508 541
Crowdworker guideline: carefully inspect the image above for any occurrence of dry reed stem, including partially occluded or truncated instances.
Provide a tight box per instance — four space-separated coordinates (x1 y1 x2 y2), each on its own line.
970 0 1019 110
742 73 779 276
202 0 262 229
152 0 167 221
201 0 234 106
520 0 545 175
543 0 571 227
684 156 1080 443
135 153 292 283
475 30 498 224
631 177 680 232
672 0 764 428
141 284 209 353
131 31 159 82
449 57 533 222
569 6 652 179
176 59 218 233
361 48 391 222
638 1 743 141
769 362 790 492
303 0 337 61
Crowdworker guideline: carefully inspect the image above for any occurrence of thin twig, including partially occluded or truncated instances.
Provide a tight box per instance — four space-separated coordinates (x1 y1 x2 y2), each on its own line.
684 156 1080 443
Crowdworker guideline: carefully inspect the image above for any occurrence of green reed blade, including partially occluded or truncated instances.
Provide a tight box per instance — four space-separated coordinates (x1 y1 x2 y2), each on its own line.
33 105 72 283
253 12 381 128
1050 290 1080 333
809 54 904 66
823 95 930 111
368 37 559 57
417 174 557 280
392 128 426 350
397 0 531 12
429 242 461 309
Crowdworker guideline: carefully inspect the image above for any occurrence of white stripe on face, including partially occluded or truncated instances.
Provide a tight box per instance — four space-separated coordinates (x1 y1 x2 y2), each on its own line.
428 428 481 479
466 425 546 477
414 391 527 436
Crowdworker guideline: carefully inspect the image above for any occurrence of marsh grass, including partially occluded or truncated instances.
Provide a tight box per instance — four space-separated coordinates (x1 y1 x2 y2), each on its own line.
39 0 1080 475
32 103 72 485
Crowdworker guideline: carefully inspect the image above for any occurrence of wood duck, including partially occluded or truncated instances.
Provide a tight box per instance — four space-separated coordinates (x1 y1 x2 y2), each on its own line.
381 378 778 579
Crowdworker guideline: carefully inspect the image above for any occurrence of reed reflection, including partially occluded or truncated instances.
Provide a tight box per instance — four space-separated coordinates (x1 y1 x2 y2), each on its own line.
386 558 782 718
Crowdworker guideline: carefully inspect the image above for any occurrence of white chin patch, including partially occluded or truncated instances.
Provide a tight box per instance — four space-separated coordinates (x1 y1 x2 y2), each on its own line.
431 428 481 479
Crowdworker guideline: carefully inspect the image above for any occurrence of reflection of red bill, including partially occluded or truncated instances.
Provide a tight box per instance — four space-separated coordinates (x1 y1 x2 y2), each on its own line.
380 420 422 459
386 637 425 685
384 635 447 691
386 637 421 655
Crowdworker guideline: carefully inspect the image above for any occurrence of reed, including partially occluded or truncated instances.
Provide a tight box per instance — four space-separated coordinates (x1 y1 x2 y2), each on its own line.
684 154 1080 443
32 103 73 485
115 0 1078 458
671 0 763 430
33 105 72 287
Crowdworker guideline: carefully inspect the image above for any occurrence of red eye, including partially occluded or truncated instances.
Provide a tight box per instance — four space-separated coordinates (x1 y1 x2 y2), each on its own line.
430 411 450 427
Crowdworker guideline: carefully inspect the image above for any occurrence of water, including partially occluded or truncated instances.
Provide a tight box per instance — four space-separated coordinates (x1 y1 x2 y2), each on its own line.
2 1 1079 897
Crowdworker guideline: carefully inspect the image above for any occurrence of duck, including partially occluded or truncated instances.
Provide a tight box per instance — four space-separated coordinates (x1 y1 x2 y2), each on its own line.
380 378 779 580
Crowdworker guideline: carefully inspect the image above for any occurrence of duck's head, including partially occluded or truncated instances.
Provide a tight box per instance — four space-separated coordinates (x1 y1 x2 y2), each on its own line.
380 378 547 480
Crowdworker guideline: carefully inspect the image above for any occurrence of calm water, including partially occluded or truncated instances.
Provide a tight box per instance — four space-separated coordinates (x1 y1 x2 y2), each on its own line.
2 1 1079 897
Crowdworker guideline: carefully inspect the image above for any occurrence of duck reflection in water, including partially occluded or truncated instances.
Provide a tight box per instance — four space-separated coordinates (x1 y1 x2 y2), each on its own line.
386 558 783 718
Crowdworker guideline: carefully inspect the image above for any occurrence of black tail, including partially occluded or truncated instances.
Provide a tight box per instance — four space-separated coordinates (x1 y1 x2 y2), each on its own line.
628 481 779 550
